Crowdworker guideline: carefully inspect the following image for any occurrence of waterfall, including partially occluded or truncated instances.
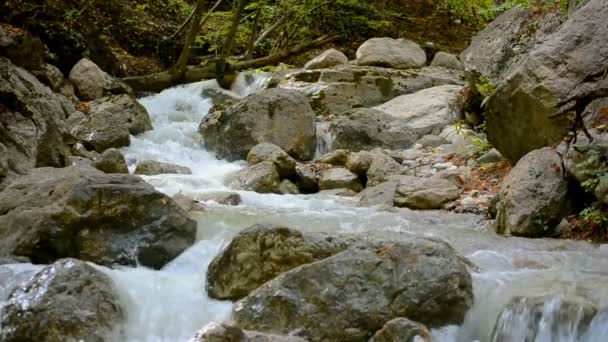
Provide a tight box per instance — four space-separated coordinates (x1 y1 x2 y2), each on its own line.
315 121 333 158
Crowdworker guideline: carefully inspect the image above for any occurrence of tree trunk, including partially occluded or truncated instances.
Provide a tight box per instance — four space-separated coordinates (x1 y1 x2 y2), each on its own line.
216 0 248 89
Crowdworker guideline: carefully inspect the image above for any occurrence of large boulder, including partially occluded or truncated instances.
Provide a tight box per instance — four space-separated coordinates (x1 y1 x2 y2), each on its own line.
0 57 72 188
200 88 316 161
68 58 131 100
68 94 152 152
393 175 460 210
191 322 307 342
374 85 463 139
247 143 296 178
495 147 570 237
233 238 473 341
482 1 607 160
356 38 426 69
0 259 125 342
369 318 431 342
280 65 465 117
491 295 597 342
0 165 196 269
206 224 353 300
229 161 281 193
134 160 192 175
330 108 418 152
304 48 348 70
318 167 362 192
366 153 403 187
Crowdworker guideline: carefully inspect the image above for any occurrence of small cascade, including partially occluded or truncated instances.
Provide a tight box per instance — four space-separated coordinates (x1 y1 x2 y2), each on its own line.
230 71 271 97
315 121 333 158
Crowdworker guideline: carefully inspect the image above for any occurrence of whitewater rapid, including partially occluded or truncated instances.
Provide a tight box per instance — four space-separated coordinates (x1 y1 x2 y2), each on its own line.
2 73 608 341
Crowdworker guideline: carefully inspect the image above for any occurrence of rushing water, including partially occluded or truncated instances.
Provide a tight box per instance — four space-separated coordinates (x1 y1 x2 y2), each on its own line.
2 74 608 341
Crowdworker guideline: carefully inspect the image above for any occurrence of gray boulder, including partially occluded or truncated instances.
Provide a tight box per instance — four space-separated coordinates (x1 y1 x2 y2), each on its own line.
31 63 65 91
200 88 316 161
430 52 463 70
0 57 71 188
356 38 426 69
304 48 348 70
366 154 403 187
247 143 297 178
330 108 418 152
68 94 153 152
230 161 281 193
369 318 431 342
134 160 192 175
374 85 463 139
0 259 125 342
319 167 362 192
495 147 570 237
0 165 196 269
392 175 460 210
358 180 399 208
491 295 597 342
191 322 307 342
207 224 353 300
345 150 376 175
68 58 131 100
92 148 129 174
417 134 449 148
317 149 350 166
233 238 473 341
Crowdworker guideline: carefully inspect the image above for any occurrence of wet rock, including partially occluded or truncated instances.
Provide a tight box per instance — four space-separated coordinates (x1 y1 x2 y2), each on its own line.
0 259 125 342
491 295 597 342
367 154 403 187
206 224 353 300
392 175 460 209
200 88 316 161
304 48 348 70
172 193 206 212
295 163 320 193
69 58 131 100
330 108 418 152
318 149 350 166
279 179 300 195
417 134 449 148
356 38 426 69
68 94 153 152
198 192 242 206
319 167 362 192
247 143 297 178
345 150 376 176
191 322 307 342
318 188 357 197
233 238 473 341
92 148 129 174
358 180 399 208
0 57 71 188
495 148 570 237
375 85 463 139
430 52 463 70
369 318 431 342
230 161 281 193
0 165 196 269
134 160 192 176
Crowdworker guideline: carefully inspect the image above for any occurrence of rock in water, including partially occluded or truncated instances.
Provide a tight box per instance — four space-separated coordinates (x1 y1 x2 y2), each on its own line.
0 165 196 269
247 143 297 178
199 88 316 161
233 238 473 341
0 259 125 342
206 224 353 300
356 38 426 69
92 148 129 174
392 175 461 210
304 48 348 70
495 147 570 237
134 160 192 175
230 161 281 194
190 322 307 342
369 318 431 342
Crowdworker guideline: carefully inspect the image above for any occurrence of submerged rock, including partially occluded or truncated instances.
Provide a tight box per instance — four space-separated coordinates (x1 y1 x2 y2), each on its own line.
233 238 473 341
206 224 353 300
191 322 307 342
356 38 426 69
0 165 196 269
0 258 125 342
198 192 242 206
200 88 316 161
230 161 281 194
134 160 192 175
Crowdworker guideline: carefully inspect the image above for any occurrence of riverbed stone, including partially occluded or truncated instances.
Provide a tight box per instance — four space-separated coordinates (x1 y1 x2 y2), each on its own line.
92 148 129 174
191 322 307 342
358 180 399 208
366 154 403 187
206 224 353 300
295 163 321 193
230 161 281 194
0 258 125 342
317 149 350 166
0 165 196 269
233 238 473 341
318 188 358 197
200 88 316 161
304 48 348 70
247 143 297 178
69 58 131 100
356 38 426 69
430 52 463 70
369 318 431 342
391 175 460 209
319 167 362 192
172 193 206 212
495 147 570 237
134 160 192 175
345 150 376 175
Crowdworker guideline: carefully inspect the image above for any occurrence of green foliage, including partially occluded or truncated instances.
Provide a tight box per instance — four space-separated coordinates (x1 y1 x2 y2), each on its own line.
473 72 496 98
441 0 565 25
574 149 608 230
581 205 608 226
